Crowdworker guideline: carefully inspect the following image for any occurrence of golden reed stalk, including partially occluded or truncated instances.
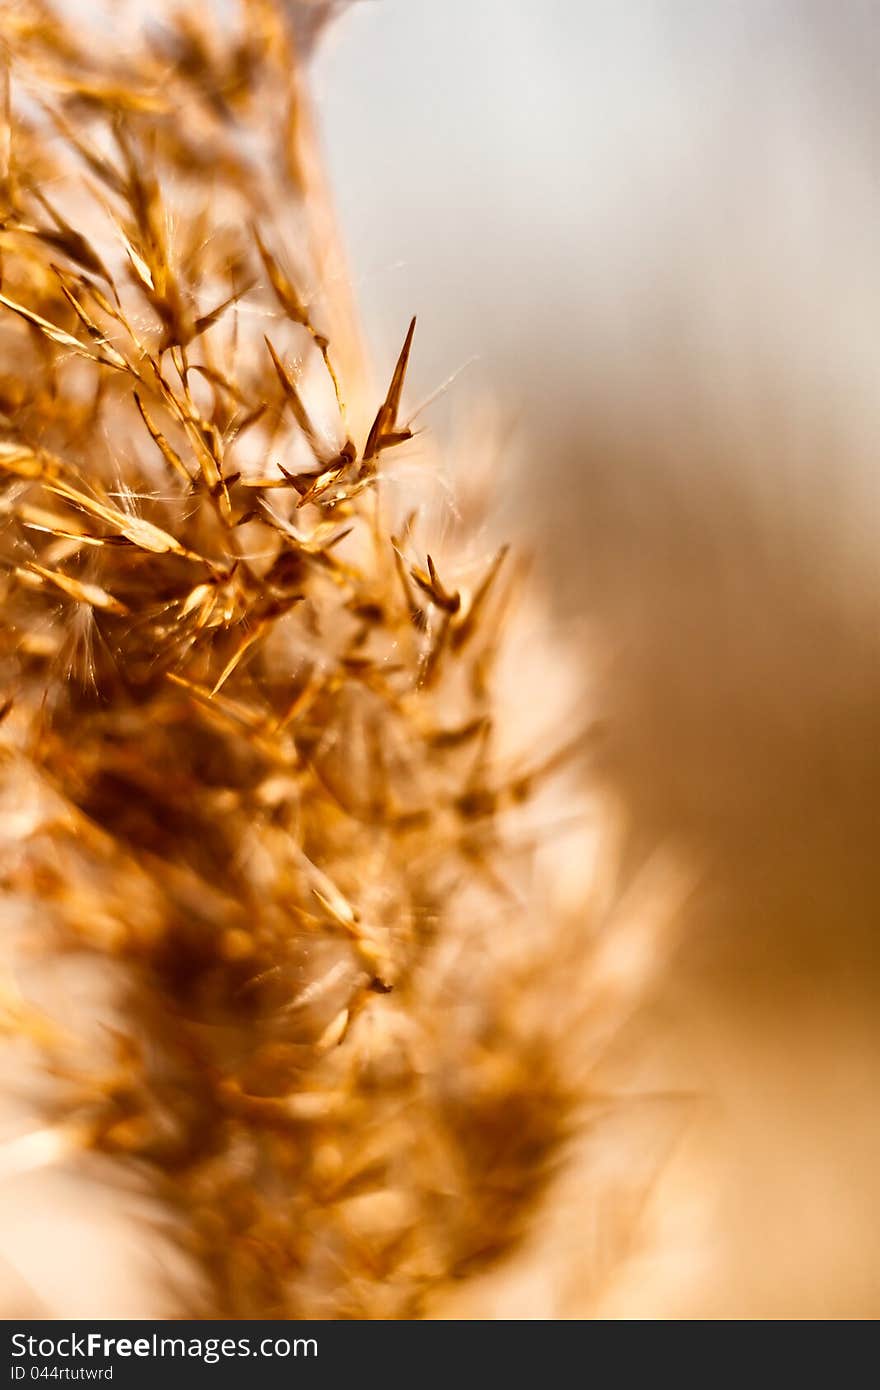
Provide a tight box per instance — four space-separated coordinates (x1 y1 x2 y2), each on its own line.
0 0 679 1317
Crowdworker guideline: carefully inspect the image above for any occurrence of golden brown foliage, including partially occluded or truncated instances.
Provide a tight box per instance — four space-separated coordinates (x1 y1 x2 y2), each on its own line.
0 0 641 1318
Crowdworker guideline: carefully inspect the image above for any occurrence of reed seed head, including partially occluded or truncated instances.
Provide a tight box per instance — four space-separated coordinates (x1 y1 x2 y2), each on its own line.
0 0 675 1319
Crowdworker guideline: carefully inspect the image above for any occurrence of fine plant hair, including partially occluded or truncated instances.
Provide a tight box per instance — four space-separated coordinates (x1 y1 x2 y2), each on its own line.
0 0 672 1318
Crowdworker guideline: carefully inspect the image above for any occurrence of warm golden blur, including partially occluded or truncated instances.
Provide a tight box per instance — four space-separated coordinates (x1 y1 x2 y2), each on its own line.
0 0 877 1321
313 0 880 1317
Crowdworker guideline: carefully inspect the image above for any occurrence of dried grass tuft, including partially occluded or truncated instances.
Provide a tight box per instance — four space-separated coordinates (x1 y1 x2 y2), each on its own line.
0 0 676 1318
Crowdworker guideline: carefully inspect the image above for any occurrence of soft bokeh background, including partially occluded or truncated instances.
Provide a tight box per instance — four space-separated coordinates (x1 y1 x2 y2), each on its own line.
310 0 880 1317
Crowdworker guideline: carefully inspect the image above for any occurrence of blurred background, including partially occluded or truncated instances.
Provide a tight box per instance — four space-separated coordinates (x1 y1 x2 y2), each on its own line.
309 0 880 1316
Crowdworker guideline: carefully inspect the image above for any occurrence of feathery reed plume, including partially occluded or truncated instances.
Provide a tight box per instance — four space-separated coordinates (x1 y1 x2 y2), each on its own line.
0 0 677 1317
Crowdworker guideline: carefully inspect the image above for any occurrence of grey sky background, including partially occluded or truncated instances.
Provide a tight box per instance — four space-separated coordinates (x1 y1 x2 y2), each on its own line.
312 4 880 433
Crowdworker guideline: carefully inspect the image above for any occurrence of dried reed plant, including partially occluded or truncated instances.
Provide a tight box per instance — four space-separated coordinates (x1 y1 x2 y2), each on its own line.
0 0 676 1318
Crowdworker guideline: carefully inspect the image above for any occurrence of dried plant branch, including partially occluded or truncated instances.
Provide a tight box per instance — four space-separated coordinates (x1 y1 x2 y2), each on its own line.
0 0 676 1320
